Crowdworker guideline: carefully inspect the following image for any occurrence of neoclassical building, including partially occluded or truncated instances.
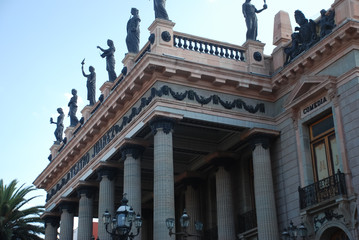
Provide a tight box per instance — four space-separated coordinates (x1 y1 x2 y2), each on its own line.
34 0 359 239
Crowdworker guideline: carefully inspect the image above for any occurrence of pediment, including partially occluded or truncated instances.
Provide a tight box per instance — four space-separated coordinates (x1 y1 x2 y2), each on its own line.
285 75 337 110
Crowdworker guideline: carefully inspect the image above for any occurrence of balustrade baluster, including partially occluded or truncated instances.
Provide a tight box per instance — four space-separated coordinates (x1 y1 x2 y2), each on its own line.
214 45 219 56
188 39 193 50
173 36 178 47
178 36 183 48
194 40 199 51
183 38 188 49
204 43 209 53
240 50 245 61
209 44 214 54
225 48 229 58
199 41 204 52
235 50 240 60
220 46 224 57
230 49 235 59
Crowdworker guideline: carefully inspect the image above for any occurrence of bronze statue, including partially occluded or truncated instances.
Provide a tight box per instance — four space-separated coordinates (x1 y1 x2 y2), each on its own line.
50 108 65 143
154 0 169 20
126 8 141 54
81 59 96 106
97 39 117 82
294 10 318 51
242 0 267 41
68 89 78 127
319 9 335 38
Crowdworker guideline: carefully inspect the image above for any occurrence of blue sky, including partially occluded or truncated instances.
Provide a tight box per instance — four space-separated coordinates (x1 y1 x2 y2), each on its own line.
0 0 330 207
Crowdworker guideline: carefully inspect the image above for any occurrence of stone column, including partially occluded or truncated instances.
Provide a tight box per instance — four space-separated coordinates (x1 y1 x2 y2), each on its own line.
97 169 116 240
215 166 236 240
150 117 176 240
77 188 95 240
120 143 145 240
185 183 201 234
251 137 279 240
44 216 59 240
59 203 74 240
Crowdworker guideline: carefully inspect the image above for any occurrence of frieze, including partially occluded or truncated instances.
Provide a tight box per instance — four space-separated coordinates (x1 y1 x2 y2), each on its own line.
314 209 344 232
47 85 266 202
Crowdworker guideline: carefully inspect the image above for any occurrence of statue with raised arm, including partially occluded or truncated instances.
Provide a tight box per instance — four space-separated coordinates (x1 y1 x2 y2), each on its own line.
242 0 267 41
126 8 141 54
81 59 96 106
97 39 117 82
50 108 65 143
154 0 169 20
68 89 79 127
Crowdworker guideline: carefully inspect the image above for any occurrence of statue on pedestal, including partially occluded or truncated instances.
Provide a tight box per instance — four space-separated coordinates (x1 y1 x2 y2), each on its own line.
154 0 169 20
319 9 335 38
68 89 78 127
294 10 318 51
126 8 141 54
81 59 96 106
242 0 267 41
97 39 117 82
50 108 65 143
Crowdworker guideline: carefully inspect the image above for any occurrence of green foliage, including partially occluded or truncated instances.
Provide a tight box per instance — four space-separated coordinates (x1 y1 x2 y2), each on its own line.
0 179 44 240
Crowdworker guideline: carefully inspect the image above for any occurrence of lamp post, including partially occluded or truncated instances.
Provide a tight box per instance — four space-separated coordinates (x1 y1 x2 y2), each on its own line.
282 221 308 240
165 209 203 239
102 194 142 240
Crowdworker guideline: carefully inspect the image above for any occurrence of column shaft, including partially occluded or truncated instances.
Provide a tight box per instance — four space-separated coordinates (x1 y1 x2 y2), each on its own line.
216 166 236 240
44 217 59 240
123 149 142 240
77 192 94 240
154 128 175 239
185 185 200 234
98 174 115 240
60 209 74 240
253 143 279 240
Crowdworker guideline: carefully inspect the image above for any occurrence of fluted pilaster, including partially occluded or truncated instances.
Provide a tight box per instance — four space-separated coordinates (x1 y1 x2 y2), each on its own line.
251 137 279 240
44 216 59 240
59 203 74 240
150 117 175 240
98 168 116 240
216 166 236 240
77 188 95 240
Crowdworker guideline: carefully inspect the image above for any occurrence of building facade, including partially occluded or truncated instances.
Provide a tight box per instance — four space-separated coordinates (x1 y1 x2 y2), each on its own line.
35 0 359 239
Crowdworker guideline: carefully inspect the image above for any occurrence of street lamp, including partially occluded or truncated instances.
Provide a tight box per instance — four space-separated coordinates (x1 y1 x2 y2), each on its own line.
103 194 142 240
282 221 307 240
165 209 203 239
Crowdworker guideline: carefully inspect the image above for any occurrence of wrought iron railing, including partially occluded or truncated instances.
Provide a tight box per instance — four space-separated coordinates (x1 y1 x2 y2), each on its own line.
238 209 257 233
298 170 347 209
173 34 245 61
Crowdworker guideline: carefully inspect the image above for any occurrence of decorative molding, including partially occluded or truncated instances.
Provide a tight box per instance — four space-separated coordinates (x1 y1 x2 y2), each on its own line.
150 117 175 135
120 144 145 161
314 209 344 232
77 187 96 199
97 167 117 181
43 216 60 228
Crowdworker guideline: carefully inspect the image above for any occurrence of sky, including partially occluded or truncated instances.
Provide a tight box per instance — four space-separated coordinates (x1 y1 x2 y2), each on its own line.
0 0 332 208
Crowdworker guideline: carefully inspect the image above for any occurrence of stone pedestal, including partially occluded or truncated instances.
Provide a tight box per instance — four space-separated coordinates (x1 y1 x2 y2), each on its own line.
64 127 75 141
216 166 236 240
150 117 176 240
332 0 359 26
98 169 116 240
59 204 74 240
243 40 266 74
122 53 137 73
50 142 61 160
77 188 94 240
81 105 93 122
251 139 279 240
100 81 113 99
148 19 176 54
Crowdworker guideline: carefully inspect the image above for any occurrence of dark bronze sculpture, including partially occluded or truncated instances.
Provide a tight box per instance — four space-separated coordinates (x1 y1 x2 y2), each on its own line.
81 59 96 106
97 39 117 82
319 9 335 38
126 8 141 54
68 89 78 127
154 0 169 20
242 0 267 41
50 108 65 143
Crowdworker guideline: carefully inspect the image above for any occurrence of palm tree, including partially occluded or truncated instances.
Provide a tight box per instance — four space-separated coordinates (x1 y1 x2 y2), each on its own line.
0 179 45 240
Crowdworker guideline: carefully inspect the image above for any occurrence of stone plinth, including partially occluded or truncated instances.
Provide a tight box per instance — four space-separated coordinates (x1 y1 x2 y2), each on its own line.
50 142 61 160
332 0 359 26
100 81 113 99
273 11 292 46
64 127 75 141
81 105 93 122
148 19 176 53
122 53 137 73
243 40 266 74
